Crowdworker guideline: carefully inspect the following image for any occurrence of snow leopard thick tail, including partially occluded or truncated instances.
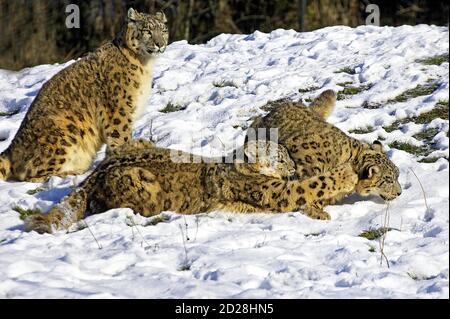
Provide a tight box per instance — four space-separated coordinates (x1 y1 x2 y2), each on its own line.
24 188 89 234
23 142 157 234
310 89 337 120
24 170 102 234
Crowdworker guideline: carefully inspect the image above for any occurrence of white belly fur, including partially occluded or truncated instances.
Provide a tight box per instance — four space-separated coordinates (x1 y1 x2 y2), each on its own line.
60 145 97 175
133 60 154 122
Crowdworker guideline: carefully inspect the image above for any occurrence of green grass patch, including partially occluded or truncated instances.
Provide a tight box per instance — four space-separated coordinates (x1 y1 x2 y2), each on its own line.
416 53 449 66
436 100 449 108
298 86 320 93
389 141 430 157
337 81 353 87
388 82 440 103
160 102 186 113
413 128 440 141
407 272 438 281
0 109 21 117
419 156 448 163
348 126 374 134
305 232 324 237
334 66 356 75
12 206 42 220
383 100 448 132
337 84 372 100
368 245 376 253
26 187 46 195
361 101 384 109
213 80 238 88
359 227 394 240
415 102 448 124
383 119 408 133
178 264 191 271
145 214 170 226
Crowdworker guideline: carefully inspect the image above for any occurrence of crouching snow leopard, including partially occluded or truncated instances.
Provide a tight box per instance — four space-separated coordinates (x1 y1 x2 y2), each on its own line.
24 139 359 234
246 90 402 220
0 8 168 182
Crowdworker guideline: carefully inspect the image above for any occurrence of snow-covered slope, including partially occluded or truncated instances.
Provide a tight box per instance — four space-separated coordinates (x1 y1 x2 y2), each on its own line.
0 25 448 298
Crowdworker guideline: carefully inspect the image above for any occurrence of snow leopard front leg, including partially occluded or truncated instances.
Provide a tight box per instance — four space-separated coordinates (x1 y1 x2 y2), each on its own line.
297 163 358 219
222 163 358 220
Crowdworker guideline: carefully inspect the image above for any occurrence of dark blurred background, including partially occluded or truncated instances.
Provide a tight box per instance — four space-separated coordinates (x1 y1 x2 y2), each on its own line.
0 0 448 70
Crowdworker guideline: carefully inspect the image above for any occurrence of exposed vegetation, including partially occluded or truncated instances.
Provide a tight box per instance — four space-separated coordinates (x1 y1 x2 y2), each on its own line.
387 109 447 160
160 102 186 113
416 53 449 66
305 231 324 237
213 79 238 88
335 67 356 75
4 0 448 70
359 227 394 240
407 272 438 281
12 206 42 220
0 109 21 117
418 156 448 163
361 101 384 109
387 82 440 104
145 214 170 226
348 126 374 134
383 101 449 133
26 187 46 195
383 119 408 133
337 84 372 100
413 128 440 141
389 141 430 157
415 102 448 124
298 86 320 93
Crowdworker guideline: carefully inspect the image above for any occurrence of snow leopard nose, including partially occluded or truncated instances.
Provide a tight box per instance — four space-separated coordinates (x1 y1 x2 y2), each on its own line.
152 35 166 50
394 182 402 197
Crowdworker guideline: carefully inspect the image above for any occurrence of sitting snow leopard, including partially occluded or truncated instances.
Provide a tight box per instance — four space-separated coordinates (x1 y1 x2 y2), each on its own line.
246 90 402 220
0 8 168 182
24 139 358 234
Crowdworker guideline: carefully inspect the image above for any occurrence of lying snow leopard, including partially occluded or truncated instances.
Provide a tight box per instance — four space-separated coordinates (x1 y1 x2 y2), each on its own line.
246 90 402 220
0 8 168 182
24 139 358 234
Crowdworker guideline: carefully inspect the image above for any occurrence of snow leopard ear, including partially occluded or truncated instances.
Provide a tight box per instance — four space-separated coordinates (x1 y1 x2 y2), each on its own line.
127 8 139 22
372 140 384 152
155 11 167 23
361 165 380 180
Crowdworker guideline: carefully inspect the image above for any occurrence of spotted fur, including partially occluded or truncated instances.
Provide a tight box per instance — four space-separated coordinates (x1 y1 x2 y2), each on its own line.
24 139 354 234
246 90 402 219
0 8 168 182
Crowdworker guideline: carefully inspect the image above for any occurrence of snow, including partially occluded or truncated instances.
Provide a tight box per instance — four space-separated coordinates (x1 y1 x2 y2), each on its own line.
0 25 449 298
